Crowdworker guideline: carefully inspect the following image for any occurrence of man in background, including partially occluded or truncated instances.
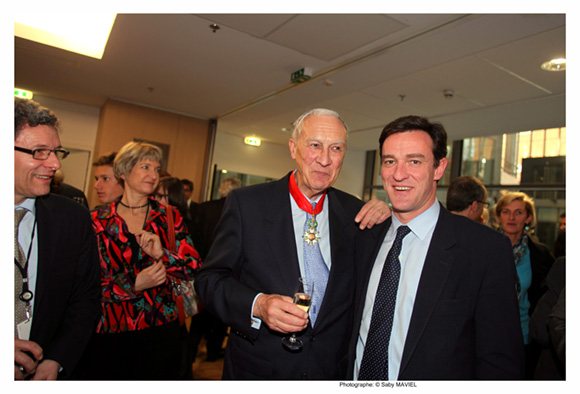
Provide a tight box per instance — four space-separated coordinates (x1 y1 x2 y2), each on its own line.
181 178 199 221
93 152 123 208
14 97 101 380
50 169 89 208
190 177 242 363
446 175 488 222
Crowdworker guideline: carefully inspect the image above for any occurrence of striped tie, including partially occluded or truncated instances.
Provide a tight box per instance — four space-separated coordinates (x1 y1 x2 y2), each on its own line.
14 209 28 337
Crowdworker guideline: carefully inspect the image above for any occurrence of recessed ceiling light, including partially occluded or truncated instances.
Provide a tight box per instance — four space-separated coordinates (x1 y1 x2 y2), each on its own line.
541 58 566 72
14 14 116 59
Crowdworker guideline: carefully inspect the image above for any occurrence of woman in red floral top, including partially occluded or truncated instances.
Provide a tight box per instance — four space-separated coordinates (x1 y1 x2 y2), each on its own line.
82 141 201 380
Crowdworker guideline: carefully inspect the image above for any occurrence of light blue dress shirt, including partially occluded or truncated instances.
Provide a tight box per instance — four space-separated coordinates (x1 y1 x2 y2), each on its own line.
250 188 330 329
15 198 38 339
355 200 439 380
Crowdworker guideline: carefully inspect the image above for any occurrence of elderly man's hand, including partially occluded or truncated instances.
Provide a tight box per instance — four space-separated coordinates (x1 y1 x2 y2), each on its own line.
355 199 391 229
253 294 309 334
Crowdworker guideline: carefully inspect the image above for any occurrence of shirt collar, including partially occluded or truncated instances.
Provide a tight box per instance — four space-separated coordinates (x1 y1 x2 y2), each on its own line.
391 200 440 241
15 198 36 215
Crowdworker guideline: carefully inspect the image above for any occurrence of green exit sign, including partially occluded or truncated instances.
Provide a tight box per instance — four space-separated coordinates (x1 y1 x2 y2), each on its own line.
291 67 312 83
14 88 34 99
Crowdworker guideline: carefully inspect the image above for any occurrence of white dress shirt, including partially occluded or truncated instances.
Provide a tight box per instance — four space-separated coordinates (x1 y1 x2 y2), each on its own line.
355 200 439 380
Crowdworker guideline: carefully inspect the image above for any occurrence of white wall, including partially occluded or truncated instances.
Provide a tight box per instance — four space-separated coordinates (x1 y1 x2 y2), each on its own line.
32 95 101 193
24 97 369 199
212 132 368 199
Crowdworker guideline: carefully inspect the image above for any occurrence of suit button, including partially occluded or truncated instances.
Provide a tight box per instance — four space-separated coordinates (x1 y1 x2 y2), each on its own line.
301 373 307 379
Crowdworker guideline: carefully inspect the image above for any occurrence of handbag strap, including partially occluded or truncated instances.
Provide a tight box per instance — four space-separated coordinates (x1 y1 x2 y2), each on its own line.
166 205 176 252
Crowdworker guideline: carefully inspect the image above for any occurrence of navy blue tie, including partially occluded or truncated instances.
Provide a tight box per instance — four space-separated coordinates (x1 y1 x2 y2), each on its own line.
359 225 411 380
303 203 329 326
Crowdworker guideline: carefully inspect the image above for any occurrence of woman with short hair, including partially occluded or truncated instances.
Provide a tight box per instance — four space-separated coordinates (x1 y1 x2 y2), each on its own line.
496 191 554 378
84 141 201 380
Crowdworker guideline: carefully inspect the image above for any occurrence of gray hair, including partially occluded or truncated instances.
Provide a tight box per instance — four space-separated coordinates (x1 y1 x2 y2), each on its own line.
114 141 163 180
219 177 242 198
291 108 349 141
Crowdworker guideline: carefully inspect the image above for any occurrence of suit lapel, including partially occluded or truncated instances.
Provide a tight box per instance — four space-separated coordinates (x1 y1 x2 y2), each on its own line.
263 174 301 293
31 195 59 336
399 206 457 376
313 189 349 328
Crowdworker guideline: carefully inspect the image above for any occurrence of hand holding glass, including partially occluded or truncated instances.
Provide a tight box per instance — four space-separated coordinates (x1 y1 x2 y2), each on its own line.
282 277 313 350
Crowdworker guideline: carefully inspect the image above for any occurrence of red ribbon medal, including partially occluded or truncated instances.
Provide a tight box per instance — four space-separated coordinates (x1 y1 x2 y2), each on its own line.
289 171 326 245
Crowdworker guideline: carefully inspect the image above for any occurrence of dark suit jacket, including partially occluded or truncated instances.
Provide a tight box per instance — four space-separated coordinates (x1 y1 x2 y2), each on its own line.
347 204 524 380
527 237 555 317
196 197 227 260
195 173 366 379
29 194 101 378
52 182 89 209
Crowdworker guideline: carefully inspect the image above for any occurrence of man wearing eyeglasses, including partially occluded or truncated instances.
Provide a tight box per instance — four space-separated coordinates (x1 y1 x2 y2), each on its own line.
445 175 488 223
14 97 100 380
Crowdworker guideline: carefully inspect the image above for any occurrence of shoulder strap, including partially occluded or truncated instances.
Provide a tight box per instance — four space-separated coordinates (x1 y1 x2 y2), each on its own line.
166 205 176 252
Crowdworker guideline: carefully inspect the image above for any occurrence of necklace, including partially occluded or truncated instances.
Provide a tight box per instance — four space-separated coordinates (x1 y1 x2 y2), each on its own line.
119 200 149 209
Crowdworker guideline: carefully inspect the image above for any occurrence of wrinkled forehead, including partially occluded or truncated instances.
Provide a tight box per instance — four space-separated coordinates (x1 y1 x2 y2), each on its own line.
15 124 60 146
301 115 347 142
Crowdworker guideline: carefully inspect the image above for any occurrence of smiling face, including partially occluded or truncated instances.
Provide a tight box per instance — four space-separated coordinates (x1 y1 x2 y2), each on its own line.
122 158 161 197
289 114 347 199
94 165 124 204
381 130 447 223
14 125 62 204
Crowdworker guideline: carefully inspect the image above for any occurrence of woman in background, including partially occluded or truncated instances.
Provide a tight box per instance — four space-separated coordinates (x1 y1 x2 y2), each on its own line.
86 142 201 380
154 176 192 231
495 191 554 379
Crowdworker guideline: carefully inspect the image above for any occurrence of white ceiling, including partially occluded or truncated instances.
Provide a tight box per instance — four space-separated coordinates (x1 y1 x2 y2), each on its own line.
14 13 566 151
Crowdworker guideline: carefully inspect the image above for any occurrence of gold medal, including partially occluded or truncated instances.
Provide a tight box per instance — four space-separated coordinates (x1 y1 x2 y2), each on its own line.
288 171 326 247
303 217 320 246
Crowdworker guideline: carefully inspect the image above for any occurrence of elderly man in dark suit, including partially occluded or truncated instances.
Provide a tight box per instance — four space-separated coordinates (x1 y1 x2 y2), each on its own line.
195 108 390 379
348 115 523 380
14 98 101 380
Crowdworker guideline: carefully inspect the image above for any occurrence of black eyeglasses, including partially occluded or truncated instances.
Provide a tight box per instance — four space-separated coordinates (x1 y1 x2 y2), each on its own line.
15 146 70 160
478 201 490 208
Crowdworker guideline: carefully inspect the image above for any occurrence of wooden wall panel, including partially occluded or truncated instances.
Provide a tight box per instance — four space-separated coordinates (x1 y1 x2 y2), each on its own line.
88 99 211 208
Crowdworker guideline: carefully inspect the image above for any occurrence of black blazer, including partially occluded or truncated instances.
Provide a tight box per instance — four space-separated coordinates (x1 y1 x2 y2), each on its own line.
347 204 524 380
527 237 555 316
29 194 101 378
195 173 367 379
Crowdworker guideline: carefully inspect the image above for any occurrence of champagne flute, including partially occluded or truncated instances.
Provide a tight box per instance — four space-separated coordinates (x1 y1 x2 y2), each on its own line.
282 277 313 350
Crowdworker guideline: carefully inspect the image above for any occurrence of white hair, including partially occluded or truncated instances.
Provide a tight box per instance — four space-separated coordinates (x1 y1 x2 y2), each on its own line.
291 108 349 140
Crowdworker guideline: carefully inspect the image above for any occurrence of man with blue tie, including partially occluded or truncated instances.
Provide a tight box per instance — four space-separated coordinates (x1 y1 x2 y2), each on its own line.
195 108 390 379
349 115 523 380
14 98 100 380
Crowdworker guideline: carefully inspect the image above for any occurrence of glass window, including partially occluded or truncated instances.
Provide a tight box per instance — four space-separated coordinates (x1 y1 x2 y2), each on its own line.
364 126 565 249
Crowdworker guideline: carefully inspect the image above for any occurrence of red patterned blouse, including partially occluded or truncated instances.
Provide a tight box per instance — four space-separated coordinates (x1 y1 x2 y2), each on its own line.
91 198 201 333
